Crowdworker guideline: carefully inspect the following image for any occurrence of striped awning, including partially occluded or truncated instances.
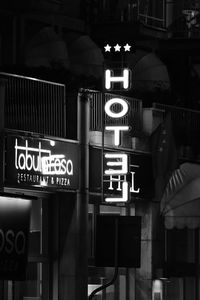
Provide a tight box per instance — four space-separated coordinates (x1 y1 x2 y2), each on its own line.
161 162 200 229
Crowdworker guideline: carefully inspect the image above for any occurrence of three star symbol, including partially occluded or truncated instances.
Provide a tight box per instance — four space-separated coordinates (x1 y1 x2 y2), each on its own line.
124 43 131 51
104 44 112 52
114 44 121 51
104 43 132 52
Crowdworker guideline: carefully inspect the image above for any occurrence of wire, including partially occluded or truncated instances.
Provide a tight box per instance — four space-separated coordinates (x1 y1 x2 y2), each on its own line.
88 267 119 300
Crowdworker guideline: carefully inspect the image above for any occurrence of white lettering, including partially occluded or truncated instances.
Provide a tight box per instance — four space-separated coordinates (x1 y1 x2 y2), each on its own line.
105 98 129 118
103 67 132 203
130 171 140 193
108 175 122 191
66 159 73 175
105 69 130 90
105 125 129 146
105 181 129 202
108 172 140 194
105 153 128 175
14 139 74 177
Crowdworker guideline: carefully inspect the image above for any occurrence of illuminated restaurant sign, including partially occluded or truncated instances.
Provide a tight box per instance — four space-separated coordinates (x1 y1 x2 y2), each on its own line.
5 134 79 190
103 68 131 203
0 195 31 280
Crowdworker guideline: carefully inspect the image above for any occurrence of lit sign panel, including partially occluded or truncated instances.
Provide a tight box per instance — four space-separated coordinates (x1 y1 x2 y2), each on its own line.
105 69 131 91
0 195 31 280
5 134 79 190
103 68 131 203
90 147 154 200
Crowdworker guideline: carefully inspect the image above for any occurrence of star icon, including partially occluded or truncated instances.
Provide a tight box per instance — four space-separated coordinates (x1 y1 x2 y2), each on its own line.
104 44 111 52
114 44 121 52
124 43 131 51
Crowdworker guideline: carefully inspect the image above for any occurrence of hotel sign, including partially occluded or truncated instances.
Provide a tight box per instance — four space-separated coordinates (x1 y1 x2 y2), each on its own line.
90 147 154 200
103 68 131 203
5 134 79 190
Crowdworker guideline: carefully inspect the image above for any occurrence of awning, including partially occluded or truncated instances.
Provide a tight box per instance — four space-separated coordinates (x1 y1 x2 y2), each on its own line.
161 162 200 229
25 28 104 78
125 51 170 92
67 34 104 78
25 27 70 68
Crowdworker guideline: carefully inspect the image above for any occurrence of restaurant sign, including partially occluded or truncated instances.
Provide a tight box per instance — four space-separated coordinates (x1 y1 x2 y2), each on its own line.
5 134 79 190
0 195 31 280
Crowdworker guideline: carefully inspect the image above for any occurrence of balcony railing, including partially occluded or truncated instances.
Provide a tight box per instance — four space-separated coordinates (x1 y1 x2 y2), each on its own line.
153 103 200 160
82 0 139 24
137 0 200 38
83 0 200 38
0 72 66 138
138 0 166 29
89 90 143 137
2 72 200 160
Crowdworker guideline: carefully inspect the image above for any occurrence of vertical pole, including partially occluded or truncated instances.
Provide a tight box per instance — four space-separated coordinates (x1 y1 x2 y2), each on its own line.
77 89 89 300
195 228 199 300
0 80 5 188
0 79 5 131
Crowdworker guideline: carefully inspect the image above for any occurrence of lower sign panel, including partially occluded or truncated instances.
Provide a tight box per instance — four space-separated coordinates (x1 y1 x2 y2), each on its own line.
0 195 31 280
95 215 141 268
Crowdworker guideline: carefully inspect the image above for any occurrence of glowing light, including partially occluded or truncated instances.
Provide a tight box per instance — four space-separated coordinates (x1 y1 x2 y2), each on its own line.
15 138 73 176
105 69 130 90
105 126 129 146
124 43 131 51
114 44 121 51
103 67 133 203
50 140 55 146
105 181 129 202
41 155 73 175
108 175 122 191
104 153 128 175
153 280 162 292
152 280 163 300
104 98 129 119
104 44 111 52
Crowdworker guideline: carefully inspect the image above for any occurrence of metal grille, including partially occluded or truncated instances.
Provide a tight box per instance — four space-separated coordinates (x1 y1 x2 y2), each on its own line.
1 73 66 138
83 0 139 24
137 0 166 29
89 90 143 137
153 103 200 151
153 103 200 131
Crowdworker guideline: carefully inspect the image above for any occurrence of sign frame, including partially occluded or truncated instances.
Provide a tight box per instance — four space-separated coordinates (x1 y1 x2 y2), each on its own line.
3 131 79 191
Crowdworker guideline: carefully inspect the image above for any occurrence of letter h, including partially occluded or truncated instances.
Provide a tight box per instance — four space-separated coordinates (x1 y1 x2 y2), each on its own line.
105 69 130 90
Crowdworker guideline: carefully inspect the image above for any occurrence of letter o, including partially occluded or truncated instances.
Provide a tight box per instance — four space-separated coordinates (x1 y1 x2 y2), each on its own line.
67 160 73 175
105 98 129 118
18 153 26 170
55 158 61 173
15 231 26 255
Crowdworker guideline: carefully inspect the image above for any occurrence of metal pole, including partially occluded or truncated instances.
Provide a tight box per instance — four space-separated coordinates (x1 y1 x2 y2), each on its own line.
88 218 119 300
77 88 90 300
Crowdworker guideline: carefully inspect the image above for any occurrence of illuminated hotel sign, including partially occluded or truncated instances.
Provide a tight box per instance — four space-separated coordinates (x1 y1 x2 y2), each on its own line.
5 134 79 190
90 147 154 199
103 68 131 203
